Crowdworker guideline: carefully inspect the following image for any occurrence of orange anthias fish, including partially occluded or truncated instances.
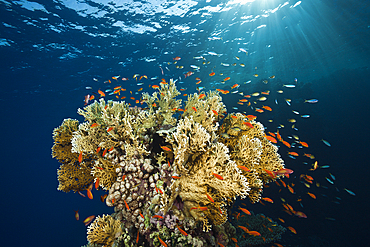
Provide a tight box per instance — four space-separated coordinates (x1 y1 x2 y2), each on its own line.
212 110 218 115
152 85 160 89
91 123 98 128
192 106 197 112
238 165 251 172
255 108 264 113
248 231 261 236
262 105 272 111
282 140 291 148
83 215 95 226
107 127 114 132
274 168 294 176
209 72 215 76
78 151 83 163
95 177 99 190
87 189 93 199
261 197 274 203
173 56 181 61
238 225 249 233
212 173 224 180
264 169 276 178
231 238 237 243
74 210 79 221
239 207 251 215
152 215 164 219
124 200 130 210
231 84 240 89
158 236 168 247
288 152 299 156
300 141 309 147
206 193 214 203
223 77 231 81
265 135 277 144
287 226 297 234
176 225 188 236
307 192 316 199
280 180 287 187
160 146 172 152
98 90 105 97
276 130 282 141
294 211 307 218
246 115 257 120
243 121 254 128
287 184 295 194
199 93 206 99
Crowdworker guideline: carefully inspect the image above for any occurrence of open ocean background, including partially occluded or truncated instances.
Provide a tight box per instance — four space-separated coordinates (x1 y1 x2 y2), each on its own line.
1 0 369 246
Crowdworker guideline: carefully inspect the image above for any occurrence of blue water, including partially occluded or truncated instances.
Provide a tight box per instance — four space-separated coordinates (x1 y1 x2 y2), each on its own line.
1 0 369 246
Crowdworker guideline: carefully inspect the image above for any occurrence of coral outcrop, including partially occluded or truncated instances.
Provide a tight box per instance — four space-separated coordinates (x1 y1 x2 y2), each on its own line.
52 79 287 246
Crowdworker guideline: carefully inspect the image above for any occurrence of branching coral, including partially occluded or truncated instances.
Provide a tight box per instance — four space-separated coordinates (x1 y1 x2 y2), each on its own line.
87 214 122 247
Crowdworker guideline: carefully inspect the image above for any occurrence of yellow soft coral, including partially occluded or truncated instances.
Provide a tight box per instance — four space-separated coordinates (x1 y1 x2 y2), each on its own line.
57 162 94 193
87 214 122 247
52 118 80 164
219 113 285 203
142 78 182 126
91 158 119 190
163 116 250 231
182 91 226 133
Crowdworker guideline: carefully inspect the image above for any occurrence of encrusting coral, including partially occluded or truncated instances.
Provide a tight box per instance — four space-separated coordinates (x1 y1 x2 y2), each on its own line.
52 79 288 246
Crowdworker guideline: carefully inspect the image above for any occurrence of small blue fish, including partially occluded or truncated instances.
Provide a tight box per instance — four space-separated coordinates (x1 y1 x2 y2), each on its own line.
320 165 330 168
322 139 331 146
275 99 278 104
325 177 334 184
325 217 336 221
283 84 296 88
344 188 356 196
305 99 318 103
329 173 336 180
301 115 310 118
288 155 296 159
285 100 291 106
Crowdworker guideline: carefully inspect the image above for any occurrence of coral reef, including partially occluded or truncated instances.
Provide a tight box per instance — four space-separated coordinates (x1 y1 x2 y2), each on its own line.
53 79 288 246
